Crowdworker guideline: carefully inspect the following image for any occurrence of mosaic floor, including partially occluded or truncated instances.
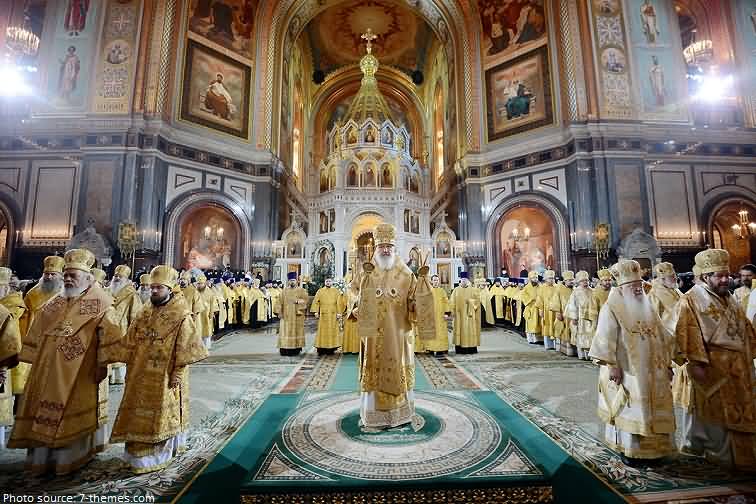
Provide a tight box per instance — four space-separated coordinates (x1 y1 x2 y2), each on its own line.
2 323 755 503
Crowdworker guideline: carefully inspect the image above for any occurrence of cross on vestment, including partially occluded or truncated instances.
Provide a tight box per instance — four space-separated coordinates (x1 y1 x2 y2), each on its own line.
361 28 378 54
630 320 655 341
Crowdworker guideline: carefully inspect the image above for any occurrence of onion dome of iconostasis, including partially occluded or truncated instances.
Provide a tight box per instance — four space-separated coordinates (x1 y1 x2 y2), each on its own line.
317 29 422 196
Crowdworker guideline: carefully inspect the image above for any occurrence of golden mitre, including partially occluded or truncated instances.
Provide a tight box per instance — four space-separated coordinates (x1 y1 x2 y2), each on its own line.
654 262 676 278
43 255 65 274
64 248 95 272
139 273 151 286
692 264 702 277
575 270 590 282
374 223 396 246
196 274 207 284
609 263 620 280
695 248 729 275
597 269 612 281
151 265 178 289
615 259 642 285
179 270 191 281
562 270 575 280
528 271 539 280
543 270 555 279
114 265 132 278
91 268 106 283
0 267 12 285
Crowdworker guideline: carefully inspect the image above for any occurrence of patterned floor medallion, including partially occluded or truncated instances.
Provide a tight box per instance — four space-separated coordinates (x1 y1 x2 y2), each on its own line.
279 392 502 480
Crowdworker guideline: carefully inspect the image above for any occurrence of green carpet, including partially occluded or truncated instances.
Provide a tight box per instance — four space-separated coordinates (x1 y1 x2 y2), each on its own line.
176 388 623 503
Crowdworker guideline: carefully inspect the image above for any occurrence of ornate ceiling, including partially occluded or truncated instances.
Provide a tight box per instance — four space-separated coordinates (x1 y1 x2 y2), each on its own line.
304 0 436 76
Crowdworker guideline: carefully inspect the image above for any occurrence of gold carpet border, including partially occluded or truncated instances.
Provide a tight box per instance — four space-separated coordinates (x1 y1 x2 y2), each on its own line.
241 485 553 503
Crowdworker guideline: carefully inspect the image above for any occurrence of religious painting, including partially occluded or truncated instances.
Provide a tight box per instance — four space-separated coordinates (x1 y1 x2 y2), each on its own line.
307 0 426 74
180 40 251 139
187 0 256 62
408 247 421 275
63 0 93 36
637 52 682 117
639 0 662 45
486 46 553 141
178 205 237 270
435 231 452 258
593 0 619 16
601 48 627 73
93 0 142 114
329 209 336 232
497 206 556 276
477 0 548 70
437 263 451 289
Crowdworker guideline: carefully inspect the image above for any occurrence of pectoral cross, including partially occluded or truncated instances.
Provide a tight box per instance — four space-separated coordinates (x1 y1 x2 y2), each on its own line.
361 28 378 54
631 321 654 340
700 302 722 322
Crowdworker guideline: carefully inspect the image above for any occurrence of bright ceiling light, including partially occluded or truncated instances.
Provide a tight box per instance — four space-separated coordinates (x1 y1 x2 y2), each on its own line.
0 63 33 97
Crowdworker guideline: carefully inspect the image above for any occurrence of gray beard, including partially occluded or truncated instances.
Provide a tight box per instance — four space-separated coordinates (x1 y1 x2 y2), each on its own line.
40 279 62 293
110 281 126 295
374 254 395 271
64 284 89 299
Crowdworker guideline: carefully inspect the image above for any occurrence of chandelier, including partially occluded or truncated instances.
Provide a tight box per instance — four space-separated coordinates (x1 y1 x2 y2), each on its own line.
510 223 530 242
731 205 756 240
5 3 39 58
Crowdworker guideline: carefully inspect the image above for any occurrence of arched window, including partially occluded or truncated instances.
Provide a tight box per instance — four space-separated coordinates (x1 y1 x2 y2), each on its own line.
329 167 336 190
381 164 392 187
347 164 358 187
410 173 419 194
320 170 329 193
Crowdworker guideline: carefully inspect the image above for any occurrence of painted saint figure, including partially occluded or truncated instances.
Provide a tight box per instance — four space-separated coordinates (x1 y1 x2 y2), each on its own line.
64 0 90 36
205 73 236 120
648 55 665 106
640 0 660 44
58 46 81 102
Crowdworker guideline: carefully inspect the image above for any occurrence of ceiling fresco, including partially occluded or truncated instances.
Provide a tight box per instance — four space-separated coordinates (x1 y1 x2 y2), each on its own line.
305 0 435 76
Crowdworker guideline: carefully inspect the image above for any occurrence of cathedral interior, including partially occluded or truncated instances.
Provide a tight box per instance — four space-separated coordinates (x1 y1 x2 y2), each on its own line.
1 0 756 502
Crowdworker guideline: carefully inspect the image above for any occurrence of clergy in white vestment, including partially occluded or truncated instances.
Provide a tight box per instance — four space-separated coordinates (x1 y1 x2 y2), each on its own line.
589 259 677 462
356 223 435 429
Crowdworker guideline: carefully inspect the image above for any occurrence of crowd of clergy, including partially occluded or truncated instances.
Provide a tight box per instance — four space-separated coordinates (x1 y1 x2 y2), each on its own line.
0 243 754 477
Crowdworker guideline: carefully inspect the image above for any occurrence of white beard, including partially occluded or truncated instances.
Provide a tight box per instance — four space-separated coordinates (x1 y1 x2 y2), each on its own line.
621 291 654 321
374 253 396 271
0 286 9 298
139 289 151 303
109 280 126 295
64 283 90 299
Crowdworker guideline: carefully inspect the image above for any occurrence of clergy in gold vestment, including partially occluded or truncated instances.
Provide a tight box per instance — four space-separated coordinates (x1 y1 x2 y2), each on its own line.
476 278 495 327
138 274 151 304
341 275 361 354
277 272 309 356
108 265 142 385
0 301 21 449
91 268 107 288
489 278 507 322
424 275 450 354
522 272 542 343
211 279 227 330
548 271 574 353
311 278 343 354
733 264 754 314
195 275 219 350
8 249 122 475
592 269 612 312
449 272 481 354
537 270 558 350
648 262 683 321
673 249 756 470
589 259 676 461
248 279 268 328
356 224 434 429
179 272 205 320
566 271 598 360
268 282 282 319
101 265 207 473
15 256 65 397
